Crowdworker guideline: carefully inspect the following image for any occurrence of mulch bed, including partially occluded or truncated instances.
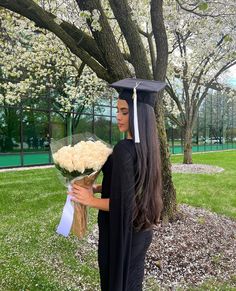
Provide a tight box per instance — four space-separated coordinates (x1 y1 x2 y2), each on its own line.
86 204 235 289
145 204 236 289
171 163 224 174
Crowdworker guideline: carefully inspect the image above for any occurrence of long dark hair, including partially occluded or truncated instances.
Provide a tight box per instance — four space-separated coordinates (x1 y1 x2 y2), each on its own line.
128 101 163 231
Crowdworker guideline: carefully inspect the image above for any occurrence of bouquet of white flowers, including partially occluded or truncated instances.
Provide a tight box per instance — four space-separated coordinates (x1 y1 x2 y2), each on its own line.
51 133 112 238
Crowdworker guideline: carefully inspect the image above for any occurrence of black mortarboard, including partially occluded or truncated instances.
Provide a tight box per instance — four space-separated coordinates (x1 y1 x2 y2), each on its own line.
110 78 166 143
110 78 166 108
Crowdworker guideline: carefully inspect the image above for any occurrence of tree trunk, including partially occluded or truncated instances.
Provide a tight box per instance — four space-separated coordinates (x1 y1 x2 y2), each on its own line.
66 113 73 144
151 0 177 222
155 95 177 222
183 125 193 164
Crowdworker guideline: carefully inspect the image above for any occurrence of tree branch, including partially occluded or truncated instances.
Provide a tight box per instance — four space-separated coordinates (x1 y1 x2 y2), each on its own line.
0 0 112 81
138 28 156 76
197 60 236 108
147 33 157 77
108 0 152 79
176 0 235 18
165 113 183 127
151 0 168 81
59 21 106 67
190 33 230 96
77 0 131 81
74 62 86 86
165 81 185 118
176 31 190 112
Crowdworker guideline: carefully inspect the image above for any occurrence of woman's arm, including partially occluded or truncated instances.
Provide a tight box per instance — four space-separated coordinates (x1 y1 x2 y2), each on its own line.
69 183 109 211
89 197 109 211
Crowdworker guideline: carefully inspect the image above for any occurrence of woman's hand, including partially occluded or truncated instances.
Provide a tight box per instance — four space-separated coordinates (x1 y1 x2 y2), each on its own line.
68 184 94 207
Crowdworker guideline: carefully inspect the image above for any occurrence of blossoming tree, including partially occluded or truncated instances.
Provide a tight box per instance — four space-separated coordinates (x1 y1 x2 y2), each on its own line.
0 10 109 147
164 0 236 163
0 0 175 220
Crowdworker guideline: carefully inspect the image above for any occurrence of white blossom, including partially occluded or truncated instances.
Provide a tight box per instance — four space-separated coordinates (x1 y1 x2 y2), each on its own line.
0 9 109 110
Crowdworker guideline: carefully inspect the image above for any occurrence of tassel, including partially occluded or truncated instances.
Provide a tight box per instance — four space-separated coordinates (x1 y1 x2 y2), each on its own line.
133 84 140 143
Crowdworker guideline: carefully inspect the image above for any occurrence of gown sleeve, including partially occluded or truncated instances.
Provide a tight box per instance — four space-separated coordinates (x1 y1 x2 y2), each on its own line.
109 142 135 291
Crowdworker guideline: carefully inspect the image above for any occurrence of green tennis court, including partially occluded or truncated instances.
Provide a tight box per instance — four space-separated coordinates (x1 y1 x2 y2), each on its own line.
1 143 236 168
0 152 52 168
170 143 236 154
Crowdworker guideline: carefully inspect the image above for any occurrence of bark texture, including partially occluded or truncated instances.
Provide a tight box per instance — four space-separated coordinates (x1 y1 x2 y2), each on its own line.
108 0 152 79
183 126 193 164
156 95 177 222
77 0 131 80
151 0 177 220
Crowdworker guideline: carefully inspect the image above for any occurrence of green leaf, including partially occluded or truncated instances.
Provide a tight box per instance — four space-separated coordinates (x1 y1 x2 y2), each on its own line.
198 2 208 11
224 35 233 42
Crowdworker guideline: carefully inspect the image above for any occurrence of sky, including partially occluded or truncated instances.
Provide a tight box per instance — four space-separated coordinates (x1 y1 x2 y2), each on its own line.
225 66 236 88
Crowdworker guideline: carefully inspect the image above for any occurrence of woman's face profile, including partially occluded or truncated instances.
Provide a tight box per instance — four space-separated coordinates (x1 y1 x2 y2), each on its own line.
116 99 129 133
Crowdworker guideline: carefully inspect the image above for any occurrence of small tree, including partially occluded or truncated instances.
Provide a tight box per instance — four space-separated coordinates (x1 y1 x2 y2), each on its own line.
164 0 236 163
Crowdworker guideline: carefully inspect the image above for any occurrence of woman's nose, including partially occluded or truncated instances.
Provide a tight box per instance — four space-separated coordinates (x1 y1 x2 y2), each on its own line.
116 112 121 121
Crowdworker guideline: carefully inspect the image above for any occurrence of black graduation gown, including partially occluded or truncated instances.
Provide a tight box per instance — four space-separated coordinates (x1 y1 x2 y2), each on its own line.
98 139 153 291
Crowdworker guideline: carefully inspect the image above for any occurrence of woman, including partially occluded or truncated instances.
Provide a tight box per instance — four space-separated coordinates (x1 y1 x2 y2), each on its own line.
70 78 165 291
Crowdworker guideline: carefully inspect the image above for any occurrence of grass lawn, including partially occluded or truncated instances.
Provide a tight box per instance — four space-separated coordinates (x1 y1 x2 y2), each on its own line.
171 150 236 219
0 150 235 290
0 169 101 290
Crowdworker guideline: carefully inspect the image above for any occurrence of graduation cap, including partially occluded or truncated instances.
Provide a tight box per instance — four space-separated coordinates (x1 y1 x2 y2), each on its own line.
110 78 166 143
